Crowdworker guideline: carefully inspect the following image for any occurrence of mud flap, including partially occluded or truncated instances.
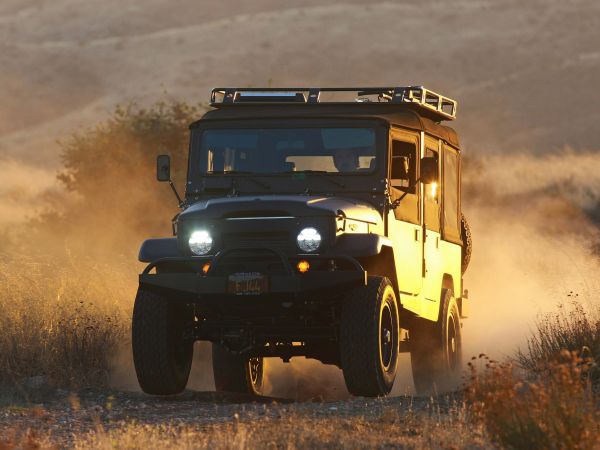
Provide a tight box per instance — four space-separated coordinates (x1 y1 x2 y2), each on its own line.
458 289 469 318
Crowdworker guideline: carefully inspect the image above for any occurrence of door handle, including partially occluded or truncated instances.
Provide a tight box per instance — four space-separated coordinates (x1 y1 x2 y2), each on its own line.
414 229 419 241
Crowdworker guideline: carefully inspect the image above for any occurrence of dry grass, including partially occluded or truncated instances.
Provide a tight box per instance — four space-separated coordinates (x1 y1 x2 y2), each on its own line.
0 101 195 394
70 409 488 450
0 254 131 391
1 255 599 450
464 303 600 449
0 248 598 449
0 428 57 450
466 352 599 450
516 302 600 387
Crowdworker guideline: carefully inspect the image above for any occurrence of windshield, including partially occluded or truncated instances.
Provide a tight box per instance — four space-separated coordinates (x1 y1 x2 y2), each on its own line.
194 127 378 175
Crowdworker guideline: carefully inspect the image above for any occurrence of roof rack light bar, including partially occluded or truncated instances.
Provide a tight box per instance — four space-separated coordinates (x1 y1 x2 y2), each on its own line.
210 86 457 120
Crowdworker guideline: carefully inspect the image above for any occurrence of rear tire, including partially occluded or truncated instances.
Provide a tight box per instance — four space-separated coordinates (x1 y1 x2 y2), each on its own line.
212 344 264 395
132 289 193 395
340 276 399 397
410 288 462 396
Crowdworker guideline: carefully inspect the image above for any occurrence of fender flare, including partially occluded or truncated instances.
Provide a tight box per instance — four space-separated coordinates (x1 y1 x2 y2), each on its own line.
332 233 393 257
138 238 180 263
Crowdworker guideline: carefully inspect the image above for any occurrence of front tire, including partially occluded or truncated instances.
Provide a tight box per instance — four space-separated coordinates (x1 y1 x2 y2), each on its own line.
132 289 193 395
212 344 264 395
410 288 462 396
340 276 399 397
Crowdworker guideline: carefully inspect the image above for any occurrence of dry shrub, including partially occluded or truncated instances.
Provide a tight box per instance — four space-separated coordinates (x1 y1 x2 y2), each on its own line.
0 427 56 450
0 255 130 389
466 352 599 450
21 101 200 258
516 302 600 387
0 101 200 390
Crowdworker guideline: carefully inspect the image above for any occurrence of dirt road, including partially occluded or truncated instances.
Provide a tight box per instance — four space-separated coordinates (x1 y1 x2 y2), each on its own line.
0 389 480 448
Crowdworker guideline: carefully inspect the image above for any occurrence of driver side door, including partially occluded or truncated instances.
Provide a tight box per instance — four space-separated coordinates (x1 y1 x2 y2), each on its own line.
388 129 423 307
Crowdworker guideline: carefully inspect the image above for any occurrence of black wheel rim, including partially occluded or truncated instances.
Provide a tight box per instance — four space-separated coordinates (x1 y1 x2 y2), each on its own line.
248 357 263 389
380 301 396 371
447 313 459 370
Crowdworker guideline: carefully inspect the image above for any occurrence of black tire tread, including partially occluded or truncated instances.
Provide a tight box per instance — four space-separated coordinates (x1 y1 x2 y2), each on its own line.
132 289 192 395
410 288 462 396
212 344 263 395
340 276 397 397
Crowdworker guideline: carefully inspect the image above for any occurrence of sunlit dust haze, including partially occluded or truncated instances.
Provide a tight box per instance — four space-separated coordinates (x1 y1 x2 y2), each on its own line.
1 0 599 398
463 152 600 359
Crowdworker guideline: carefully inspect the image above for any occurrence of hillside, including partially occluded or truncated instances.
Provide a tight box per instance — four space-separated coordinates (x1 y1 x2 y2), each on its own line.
1 0 599 161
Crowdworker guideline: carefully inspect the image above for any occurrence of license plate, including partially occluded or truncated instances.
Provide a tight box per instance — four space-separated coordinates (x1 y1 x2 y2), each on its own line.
227 272 269 295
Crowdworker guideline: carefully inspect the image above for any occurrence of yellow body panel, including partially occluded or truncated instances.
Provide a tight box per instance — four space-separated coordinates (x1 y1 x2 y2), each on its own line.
422 230 442 319
387 211 422 310
386 128 464 323
394 232 462 322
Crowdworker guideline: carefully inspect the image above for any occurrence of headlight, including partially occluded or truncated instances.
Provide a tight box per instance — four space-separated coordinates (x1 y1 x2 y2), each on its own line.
297 227 322 253
189 230 213 255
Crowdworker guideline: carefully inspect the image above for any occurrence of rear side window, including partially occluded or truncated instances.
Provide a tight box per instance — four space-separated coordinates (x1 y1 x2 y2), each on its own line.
424 138 441 232
389 131 420 224
442 145 461 243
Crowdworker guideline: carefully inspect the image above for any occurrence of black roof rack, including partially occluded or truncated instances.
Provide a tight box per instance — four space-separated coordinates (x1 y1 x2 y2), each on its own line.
210 86 457 121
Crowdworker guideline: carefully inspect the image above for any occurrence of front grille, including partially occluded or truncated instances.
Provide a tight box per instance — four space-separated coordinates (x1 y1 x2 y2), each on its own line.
210 248 288 275
220 231 292 251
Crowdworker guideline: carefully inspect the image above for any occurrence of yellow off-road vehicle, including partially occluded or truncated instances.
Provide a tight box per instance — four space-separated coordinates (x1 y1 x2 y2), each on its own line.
132 87 472 397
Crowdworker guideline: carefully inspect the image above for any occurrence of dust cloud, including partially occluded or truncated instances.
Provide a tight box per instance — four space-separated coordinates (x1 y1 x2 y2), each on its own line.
265 358 349 401
108 149 600 398
0 158 60 226
1 0 599 401
257 150 600 398
2 136 599 398
462 150 600 359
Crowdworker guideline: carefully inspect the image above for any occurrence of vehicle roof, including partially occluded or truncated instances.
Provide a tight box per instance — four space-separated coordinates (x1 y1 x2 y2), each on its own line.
191 104 460 148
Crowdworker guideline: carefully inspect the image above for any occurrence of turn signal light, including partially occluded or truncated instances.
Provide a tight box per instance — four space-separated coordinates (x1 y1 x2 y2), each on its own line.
202 262 211 274
297 260 310 273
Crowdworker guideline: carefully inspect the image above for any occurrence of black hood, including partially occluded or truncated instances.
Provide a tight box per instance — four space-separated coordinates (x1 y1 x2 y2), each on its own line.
179 195 382 224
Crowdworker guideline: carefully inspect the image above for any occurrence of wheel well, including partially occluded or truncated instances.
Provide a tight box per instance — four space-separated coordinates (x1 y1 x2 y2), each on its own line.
358 246 398 294
442 274 464 317
442 274 454 293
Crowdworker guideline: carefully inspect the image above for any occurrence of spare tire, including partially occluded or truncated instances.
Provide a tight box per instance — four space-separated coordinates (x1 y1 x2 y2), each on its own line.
461 214 472 275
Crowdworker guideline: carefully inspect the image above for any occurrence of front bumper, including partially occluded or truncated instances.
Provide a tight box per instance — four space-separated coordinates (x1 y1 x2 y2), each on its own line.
139 248 366 299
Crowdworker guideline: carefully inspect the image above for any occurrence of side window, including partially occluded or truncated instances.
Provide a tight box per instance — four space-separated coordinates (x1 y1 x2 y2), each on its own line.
390 132 419 224
391 141 417 193
442 145 461 242
424 138 441 232
424 147 439 204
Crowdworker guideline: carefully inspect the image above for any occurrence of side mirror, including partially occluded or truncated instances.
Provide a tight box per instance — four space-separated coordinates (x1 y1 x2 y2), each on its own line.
157 155 171 182
420 157 438 184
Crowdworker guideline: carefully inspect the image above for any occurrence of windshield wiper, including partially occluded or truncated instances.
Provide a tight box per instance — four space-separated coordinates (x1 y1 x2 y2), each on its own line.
204 171 270 189
279 170 346 188
206 170 252 174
